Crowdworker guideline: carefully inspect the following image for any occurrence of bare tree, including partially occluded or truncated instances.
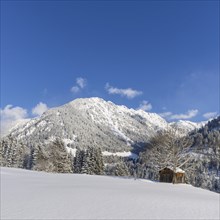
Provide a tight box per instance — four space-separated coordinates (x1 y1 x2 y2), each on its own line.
141 126 193 183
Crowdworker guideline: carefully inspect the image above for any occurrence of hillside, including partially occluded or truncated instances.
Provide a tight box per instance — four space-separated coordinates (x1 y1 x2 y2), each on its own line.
4 97 170 152
2 97 203 153
170 120 207 134
1 167 219 220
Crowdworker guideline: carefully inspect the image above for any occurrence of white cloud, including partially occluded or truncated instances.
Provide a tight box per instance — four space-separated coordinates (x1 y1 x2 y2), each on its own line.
32 102 48 116
70 86 80 93
70 77 87 93
1 102 49 136
0 105 28 136
138 100 152 111
76 77 87 89
203 112 218 119
1 105 28 121
159 109 198 120
105 83 142 99
159 112 173 118
170 109 198 120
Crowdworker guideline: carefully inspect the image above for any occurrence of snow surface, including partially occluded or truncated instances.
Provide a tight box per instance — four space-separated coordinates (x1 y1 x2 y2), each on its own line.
63 138 75 146
102 151 138 159
66 146 77 156
174 167 185 173
170 120 206 134
1 167 219 220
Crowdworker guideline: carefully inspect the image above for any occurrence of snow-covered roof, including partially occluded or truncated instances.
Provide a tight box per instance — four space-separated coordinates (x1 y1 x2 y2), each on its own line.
174 167 185 173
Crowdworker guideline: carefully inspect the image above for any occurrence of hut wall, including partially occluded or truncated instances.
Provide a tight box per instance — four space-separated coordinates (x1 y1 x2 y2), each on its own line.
159 169 174 183
175 173 185 183
159 168 185 183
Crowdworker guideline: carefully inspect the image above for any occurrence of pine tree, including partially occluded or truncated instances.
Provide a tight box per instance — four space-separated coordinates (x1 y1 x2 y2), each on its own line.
5 138 13 167
94 147 104 175
32 144 51 172
88 147 94 174
74 149 82 173
81 150 89 174
0 140 5 166
49 138 73 173
114 162 130 176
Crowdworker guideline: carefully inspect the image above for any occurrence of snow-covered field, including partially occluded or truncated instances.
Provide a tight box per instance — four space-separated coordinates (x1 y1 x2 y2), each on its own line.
1 167 219 219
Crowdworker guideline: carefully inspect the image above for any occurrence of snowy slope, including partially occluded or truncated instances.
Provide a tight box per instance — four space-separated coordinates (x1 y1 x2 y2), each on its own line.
1 167 219 220
4 98 205 153
170 120 205 134
6 97 169 152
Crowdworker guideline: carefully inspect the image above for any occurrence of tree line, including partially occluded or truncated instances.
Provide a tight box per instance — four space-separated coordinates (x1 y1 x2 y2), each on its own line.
0 137 130 176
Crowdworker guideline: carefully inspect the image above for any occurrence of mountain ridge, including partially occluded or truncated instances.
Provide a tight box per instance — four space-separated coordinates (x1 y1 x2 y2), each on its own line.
3 97 206 153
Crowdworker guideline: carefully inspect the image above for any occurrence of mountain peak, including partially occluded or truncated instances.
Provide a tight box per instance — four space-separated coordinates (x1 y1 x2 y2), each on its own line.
70 97 106 104
4 97 207 152
5 97 168 152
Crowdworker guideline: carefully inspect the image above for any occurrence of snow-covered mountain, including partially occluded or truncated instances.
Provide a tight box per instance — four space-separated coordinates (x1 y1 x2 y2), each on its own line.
6 98 169 152
170 120 206 134
4 97 205 153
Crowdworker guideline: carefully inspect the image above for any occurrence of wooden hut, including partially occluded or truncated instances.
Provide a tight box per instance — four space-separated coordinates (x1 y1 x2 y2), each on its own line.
159 167 185 184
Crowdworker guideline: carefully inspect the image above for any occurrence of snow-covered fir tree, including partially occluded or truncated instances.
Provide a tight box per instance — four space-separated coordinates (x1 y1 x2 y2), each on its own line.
49 139 73 173
74 147 104 175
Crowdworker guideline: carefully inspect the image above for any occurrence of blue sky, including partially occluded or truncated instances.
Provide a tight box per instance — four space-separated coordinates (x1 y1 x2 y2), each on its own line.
1 0 219 131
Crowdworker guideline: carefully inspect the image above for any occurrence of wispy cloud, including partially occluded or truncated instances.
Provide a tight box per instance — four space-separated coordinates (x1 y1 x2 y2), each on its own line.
160 109 198 120
138 100 152 111
70 86 80 93
1 105 28 121
76 77 87 89
1 102 50 135
159 112 172 118
170 109 198 120
0 105 28 136
71 77 87 93
203 112 218 119
32 102 48 116
105 83 142 99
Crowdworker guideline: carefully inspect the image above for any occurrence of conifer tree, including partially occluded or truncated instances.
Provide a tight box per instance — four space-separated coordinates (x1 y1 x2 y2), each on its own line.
94 147 104 175
50 138 73 173
81 150 89 174
73 149 82 173
114 162 130 176
32 144 51 171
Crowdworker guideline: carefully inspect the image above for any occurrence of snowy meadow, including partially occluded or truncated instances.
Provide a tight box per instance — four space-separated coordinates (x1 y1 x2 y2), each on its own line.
1 167 219 220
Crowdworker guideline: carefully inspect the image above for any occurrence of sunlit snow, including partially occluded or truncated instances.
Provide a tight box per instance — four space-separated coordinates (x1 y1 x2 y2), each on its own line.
1 167 219 220
102 151 138 159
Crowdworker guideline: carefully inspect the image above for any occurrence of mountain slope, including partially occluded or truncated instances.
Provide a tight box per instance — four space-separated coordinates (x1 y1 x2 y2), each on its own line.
170 120 206 134
7 97 169 152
